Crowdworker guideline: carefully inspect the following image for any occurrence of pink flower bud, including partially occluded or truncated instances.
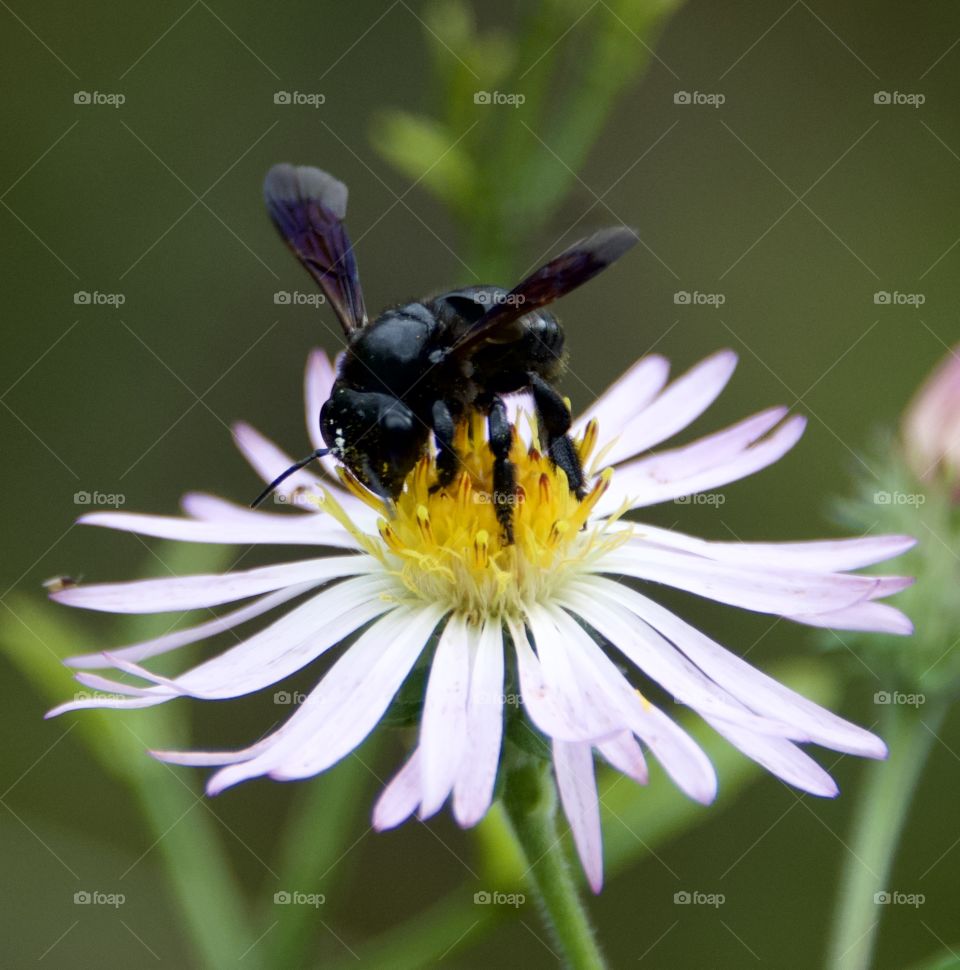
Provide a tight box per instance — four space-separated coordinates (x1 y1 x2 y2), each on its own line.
903 345 960 486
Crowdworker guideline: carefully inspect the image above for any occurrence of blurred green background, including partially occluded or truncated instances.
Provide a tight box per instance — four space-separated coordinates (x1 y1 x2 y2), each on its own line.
2 1 959 967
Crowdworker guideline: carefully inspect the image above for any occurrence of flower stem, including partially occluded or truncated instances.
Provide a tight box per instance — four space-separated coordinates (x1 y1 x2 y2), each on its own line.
826 697 946 970
501 752 608 970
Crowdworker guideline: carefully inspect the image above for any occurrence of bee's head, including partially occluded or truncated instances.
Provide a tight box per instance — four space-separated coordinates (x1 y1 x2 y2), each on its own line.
320 386 425 498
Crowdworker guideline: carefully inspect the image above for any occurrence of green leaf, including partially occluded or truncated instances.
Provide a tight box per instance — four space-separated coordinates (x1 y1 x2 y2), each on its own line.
0 541 258 969
370 111 478 213
911 950 960 970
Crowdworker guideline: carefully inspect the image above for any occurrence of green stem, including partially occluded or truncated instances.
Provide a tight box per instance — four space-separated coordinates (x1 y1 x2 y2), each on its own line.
268 749 379 969
501 752 608 970
826 697 947 970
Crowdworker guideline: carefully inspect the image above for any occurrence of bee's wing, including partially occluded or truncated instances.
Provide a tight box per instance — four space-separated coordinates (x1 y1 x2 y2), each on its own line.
264 164 368 335
452 227 638 355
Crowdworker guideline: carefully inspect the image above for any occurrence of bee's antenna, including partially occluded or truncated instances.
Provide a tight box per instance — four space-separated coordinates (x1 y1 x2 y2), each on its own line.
250 449 330 508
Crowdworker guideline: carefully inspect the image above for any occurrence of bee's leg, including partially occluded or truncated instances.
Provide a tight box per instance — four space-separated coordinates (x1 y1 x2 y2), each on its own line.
431 399 459 490
487 395 516 544
529 373 585 497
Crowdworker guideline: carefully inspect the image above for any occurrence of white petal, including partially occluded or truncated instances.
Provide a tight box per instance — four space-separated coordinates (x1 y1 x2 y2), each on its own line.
152 747 252 767
594 545 889 617
64 585 312 669
559 585 805 739
597 415 806 514
599 350 738 467
520 606 626 742
46 693 169 717
50 554 378 613
233 421 323 498
304 349 336 452
789 601 913 635
182 491 379 543
615 405 788 478
302 350 358 483
546 605 717 804
597 732 648 784
453 619 505 827
615 527 916 573
572 354 670 436
109 575 395 699
701 716 839 797
233 421 368 518
206 605 445 792
574 579 841 796
373 749 423 830
509 614 593 741
594 577 886 758
553 740 604 893
75 507 358 549
418 614 471 819
74 672 160 696
505 391 535 429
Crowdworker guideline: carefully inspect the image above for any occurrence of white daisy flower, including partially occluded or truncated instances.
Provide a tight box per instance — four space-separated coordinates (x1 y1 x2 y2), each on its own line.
48 347 913 891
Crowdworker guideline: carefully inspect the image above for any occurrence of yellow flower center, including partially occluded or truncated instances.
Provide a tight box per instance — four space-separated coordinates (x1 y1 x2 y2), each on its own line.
316 411 632 622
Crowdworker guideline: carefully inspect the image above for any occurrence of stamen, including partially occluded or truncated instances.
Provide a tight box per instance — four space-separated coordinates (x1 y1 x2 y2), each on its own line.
548 519 571 546
538 473 552 505
337 467 388 514
570 468 613 529
474 530 490 569
378 519 405 554
415 504 434 544
578 418 599 464
321 408 624 617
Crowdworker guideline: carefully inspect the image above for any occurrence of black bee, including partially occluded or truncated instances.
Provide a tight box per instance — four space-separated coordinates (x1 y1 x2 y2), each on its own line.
253 163 637 540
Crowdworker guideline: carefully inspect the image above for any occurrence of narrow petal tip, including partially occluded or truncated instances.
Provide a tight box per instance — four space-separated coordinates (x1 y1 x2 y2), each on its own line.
711 347 738 369
866 736 888 760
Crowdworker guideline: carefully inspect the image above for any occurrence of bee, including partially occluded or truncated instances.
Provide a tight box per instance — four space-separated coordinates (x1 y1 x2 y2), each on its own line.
254 163 637 540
